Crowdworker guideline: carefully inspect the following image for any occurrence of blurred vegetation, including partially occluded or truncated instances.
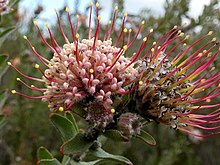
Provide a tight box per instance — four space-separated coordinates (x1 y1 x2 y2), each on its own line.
0 0 219 164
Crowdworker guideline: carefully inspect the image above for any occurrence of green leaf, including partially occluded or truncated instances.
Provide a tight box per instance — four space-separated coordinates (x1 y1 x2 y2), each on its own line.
0 27 15 38
0 54 8 67
0 114 4 122
0 27 15 47
0 114 6 128
0 90 8 110
91 147 133 165
65 111 79 133
140 118 152 127
136 129 156 146
0 65 9 81
37 146 53 160
37 147 61 165
50 113 77 141
70 159 104 165
60 133 94 155
0 55 9 81
61 155 71 165
103 129 129 142
37 158 61 165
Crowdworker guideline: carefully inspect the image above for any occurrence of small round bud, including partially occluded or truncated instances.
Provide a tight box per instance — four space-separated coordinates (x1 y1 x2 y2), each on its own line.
117 113 141 138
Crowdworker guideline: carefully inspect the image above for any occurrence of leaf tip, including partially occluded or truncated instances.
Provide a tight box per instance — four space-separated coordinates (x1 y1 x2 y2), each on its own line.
38 146 45 150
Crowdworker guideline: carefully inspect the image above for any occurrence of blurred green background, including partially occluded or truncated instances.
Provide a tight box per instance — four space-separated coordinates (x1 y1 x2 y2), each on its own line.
0 0 219 164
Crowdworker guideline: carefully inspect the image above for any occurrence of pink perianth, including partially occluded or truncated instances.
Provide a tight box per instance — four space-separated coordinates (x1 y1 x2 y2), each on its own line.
55 10 69 44
66 9 76 43
14 91 46 100
9 63 44 82
46 26 62 58
18 78 45 92
34 22 57 53
24 36 49 66
107 7 118 40
114 14 127 47
178 127 220 138
88 3 93 39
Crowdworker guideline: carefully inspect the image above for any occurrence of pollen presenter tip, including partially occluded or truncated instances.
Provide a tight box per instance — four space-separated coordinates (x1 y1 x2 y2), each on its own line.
11 90 17 94
59 107 64 112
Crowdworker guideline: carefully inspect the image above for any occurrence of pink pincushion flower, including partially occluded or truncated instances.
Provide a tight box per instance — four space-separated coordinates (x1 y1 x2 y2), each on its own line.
8 4 139 116
41 37 137 111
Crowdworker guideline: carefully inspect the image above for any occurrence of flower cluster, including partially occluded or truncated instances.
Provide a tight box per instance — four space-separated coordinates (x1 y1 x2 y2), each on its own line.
9 2 220 138
42 37 137 112
133 32 220 137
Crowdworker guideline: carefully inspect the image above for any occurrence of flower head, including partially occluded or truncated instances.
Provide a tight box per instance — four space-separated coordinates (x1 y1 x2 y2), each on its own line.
132 29 220 138
42 37 137 112
10 6 138 113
